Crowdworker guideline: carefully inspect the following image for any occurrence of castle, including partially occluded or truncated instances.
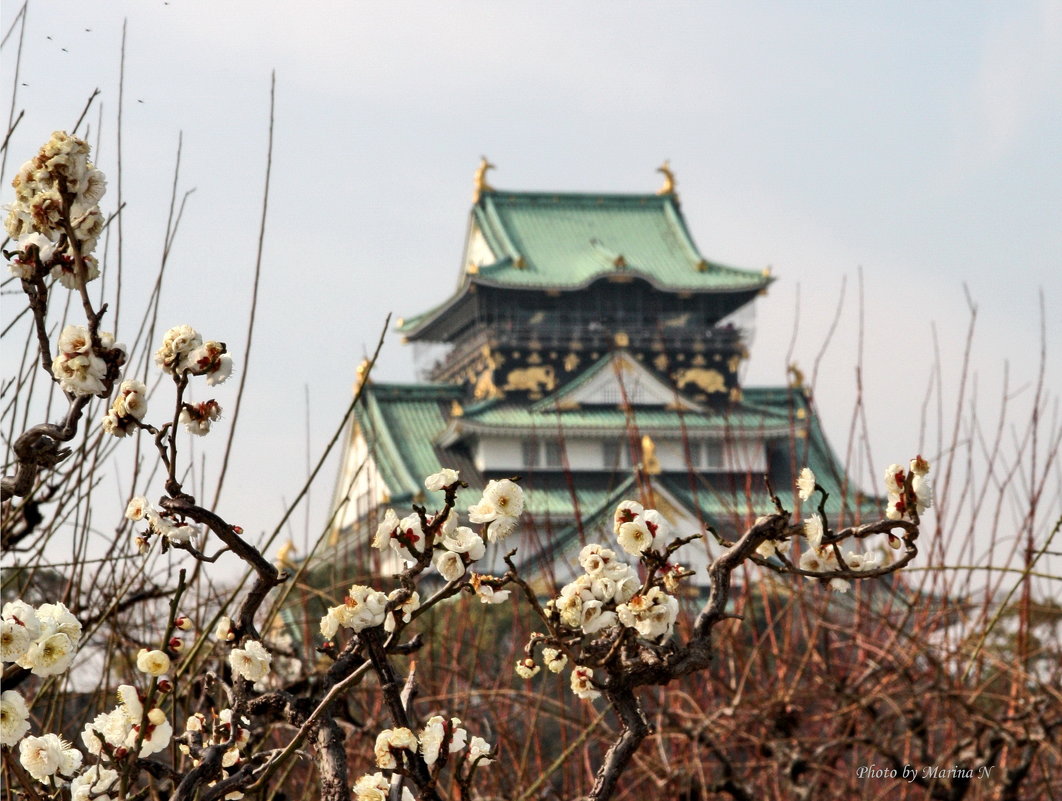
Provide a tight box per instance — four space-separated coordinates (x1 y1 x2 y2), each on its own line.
319 162 872 587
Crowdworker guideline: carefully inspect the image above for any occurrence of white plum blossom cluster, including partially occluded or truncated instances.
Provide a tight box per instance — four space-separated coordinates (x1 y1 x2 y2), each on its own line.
550 544 643 636
754 464 927 592
1 599 82 677
154 324 233 386
229 639 272 683
798 544 883 593
6 131 106 288
81 684 173 758
182 708 252 798
18 732 83 785
320 585 391 638
364 717 492 783
371 470 524 584
125 495 198 550
51 324 123 397
885 456 933 521
519 500 692 700
101 379 149 437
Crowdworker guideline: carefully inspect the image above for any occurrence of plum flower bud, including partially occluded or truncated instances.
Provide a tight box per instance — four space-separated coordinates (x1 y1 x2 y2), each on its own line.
174 616 192 631
168 637 183 652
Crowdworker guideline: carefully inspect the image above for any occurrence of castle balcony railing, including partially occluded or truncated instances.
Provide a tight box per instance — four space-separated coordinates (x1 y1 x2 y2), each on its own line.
421 322 744 382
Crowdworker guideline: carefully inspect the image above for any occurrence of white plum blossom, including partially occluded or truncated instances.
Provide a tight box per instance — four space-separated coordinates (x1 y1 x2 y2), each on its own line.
51 324 113 396
804 514 824 548
10 602 81 677
475 585 510 604
130 707 173 757
19 733 82 782
799 546 828 574
371 508 400 550
8 232 57 279
468 479 523 542
352 773 415 801
613 500 643 534
374 726 418 769
755 538 787 560
579 600 618 635
441 525 486 562
136 648 171 676
570 666 600 700
466 735 494 766
614 503 671 556
384 590 421 633
425 467 460 492
418 715 467 766
80 707 130 756
515 657 540 679
641 508 670 540
19 632 78 676
70 766 120 801
1 690 31 746
616 516 653 556
542 647 567 673
1 619 32 663
229 640 272 682
179 400 222 436
184 340 233 386
6 132 106 277
155 325 202 374
796 466 817 502
101 379 149 438
579 543 617 575
433 548 467 582
124 496 154 522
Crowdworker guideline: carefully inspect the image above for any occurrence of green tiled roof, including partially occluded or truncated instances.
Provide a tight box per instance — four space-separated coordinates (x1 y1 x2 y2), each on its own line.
448 400 794 437
472 192 770 292
356 383 478 505
397 190 771 336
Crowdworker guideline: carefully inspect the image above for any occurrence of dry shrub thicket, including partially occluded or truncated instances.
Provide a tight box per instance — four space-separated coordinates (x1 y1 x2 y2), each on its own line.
1 78 1060 801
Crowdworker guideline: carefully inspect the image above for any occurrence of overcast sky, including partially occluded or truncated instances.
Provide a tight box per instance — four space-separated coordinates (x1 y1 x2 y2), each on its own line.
3 1 1059 569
